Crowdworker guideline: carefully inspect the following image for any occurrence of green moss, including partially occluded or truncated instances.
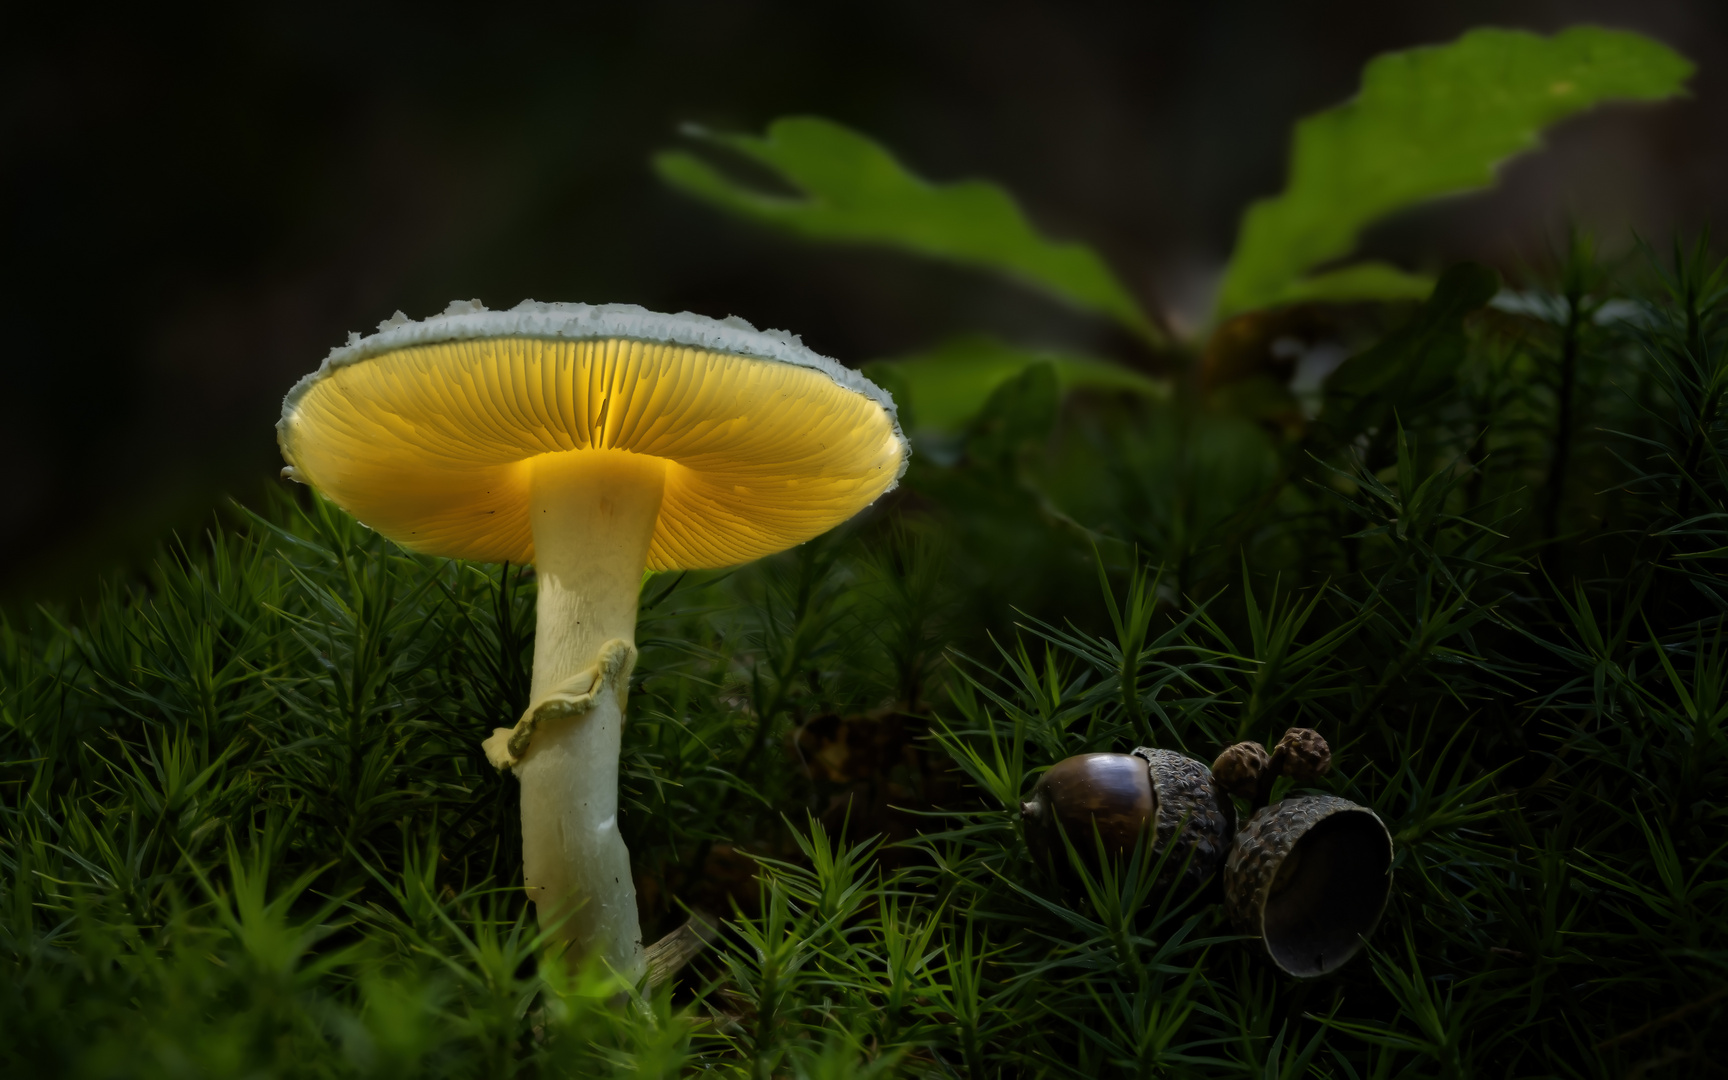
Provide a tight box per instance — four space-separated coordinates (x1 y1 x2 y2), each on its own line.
3 238 1726 1076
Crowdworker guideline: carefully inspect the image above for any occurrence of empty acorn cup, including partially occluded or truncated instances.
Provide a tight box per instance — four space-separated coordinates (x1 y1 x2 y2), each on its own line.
1224 795 1393 978
1020 747 1234 894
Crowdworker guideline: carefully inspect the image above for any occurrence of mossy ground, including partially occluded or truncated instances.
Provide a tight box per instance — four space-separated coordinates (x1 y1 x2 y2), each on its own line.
3 243 1726 1077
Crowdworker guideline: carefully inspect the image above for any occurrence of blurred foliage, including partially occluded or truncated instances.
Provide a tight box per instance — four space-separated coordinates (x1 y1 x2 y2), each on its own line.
862 335 1167 435
1315 262 1501 443
5 22 1728 1079
1215 26 1692 317
664 29 1689 347
654 117 1161 343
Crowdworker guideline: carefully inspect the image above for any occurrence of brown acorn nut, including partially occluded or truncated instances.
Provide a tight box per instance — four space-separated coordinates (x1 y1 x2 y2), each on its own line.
1020 748 1234 895
1021 753 1151 875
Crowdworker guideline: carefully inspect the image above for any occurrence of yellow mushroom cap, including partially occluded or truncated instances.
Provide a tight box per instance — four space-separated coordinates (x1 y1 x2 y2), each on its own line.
278 300 910 569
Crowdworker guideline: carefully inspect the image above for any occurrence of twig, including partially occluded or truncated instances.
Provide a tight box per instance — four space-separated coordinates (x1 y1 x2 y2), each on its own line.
645 910 721 988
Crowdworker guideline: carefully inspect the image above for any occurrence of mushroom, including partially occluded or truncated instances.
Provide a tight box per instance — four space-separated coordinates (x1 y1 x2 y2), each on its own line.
278 300 908 981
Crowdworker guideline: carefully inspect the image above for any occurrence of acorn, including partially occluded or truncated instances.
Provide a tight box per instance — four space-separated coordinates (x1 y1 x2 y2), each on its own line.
1212 742 1271 801
1020 748 1234 894
1272 727 1332 781
1249 728 1332 808
1224 795 1392 978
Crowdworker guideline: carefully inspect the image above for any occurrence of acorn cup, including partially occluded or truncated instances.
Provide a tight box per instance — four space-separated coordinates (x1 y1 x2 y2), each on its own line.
1020 747 1234 895
1223 795 1393 978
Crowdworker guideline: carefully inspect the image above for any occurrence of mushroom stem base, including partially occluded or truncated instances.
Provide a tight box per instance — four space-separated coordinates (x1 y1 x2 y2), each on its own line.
516 672 642 978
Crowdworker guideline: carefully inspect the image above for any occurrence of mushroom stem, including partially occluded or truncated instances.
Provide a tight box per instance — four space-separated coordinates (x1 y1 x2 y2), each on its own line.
516 449 666 981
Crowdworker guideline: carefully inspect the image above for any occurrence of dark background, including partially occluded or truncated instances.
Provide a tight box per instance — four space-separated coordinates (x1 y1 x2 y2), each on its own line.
5 0 1725 601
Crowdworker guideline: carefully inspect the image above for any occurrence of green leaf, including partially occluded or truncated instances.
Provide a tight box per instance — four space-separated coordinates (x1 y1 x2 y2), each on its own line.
1319 262 1500 439
862 335 1169 432
1257 261 1437 307
655 116 1160 343
1216 27 1691 318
